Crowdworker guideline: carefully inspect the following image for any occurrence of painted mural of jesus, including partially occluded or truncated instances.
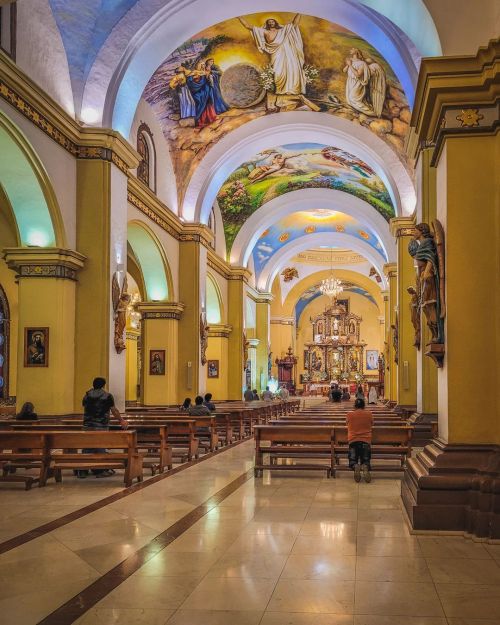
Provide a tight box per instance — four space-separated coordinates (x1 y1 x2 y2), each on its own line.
238 14 306 95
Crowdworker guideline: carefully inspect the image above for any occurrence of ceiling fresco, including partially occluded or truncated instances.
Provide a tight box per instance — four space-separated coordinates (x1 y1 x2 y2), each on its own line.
252 210 387 277
142 12 411 205
295 283 377 325
219 142 394 249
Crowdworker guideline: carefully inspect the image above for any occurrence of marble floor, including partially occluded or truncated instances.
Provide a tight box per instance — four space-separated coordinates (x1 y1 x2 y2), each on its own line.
1 440 500 625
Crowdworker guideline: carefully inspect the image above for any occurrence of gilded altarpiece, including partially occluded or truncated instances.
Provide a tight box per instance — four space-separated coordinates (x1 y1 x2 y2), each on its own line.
303 302 366 382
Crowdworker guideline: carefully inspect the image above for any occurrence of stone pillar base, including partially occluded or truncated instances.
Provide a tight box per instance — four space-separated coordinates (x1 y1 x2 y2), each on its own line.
402 439 500 539
407 412 438 446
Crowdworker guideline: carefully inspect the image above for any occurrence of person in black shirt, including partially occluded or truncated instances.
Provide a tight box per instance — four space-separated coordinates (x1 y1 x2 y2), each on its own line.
78 377 127 478
15 402 38 421
188 395 211 416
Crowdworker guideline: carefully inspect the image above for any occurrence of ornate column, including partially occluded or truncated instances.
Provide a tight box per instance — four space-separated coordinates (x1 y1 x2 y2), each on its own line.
125 327 140 403
382 263 398 405
247 337 260 390
390 218 417 412
381 290 390 401
255 293 272 393
137 302 184 406
227 267 251 399
177 225 213 400
4 247 85 414
206 323 232 399
402 40 500 538
74 135 139 411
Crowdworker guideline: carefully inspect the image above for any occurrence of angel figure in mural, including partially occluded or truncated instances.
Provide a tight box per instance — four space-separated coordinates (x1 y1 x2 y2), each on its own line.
112 272 130 354
343 48 386 117
238 14 306 96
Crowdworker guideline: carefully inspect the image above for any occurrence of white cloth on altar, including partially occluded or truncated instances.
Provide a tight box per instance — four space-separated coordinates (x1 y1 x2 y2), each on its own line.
345 58 374 115
251 23 306 95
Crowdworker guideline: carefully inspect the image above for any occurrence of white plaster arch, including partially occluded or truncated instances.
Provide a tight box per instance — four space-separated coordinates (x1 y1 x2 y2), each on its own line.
258 232 388 292
231 188 396 267
84 0 439 132
184 113 415 223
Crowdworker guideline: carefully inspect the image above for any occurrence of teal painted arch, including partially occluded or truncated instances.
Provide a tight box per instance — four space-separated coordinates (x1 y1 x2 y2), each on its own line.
0 111 63 247
127 221 171 301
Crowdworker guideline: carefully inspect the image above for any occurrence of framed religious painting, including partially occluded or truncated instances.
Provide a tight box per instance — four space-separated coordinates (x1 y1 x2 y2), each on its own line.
366 349 379 371
24 327 49 367
149 349 166 375
207 359 219 378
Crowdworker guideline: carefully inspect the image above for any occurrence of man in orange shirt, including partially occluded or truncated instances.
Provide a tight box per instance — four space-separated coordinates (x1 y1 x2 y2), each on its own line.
346 397 373 482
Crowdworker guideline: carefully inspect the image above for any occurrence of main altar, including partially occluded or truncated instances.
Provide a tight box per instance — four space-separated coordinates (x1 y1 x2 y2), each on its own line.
302 301 367 385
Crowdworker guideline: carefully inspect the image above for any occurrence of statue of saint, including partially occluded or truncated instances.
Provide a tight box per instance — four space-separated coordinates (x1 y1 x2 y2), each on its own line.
112 273 130 354
409 222 445 344
407 286 421 349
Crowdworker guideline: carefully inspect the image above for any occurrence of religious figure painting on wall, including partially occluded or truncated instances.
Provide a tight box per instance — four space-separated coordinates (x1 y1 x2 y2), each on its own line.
24 328 49 367
366 349 379 371
149 350 165 375
142 12 410 206
207 359 219 378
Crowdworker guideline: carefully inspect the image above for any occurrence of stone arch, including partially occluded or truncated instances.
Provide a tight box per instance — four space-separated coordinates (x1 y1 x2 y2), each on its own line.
206 272 223 324
127 221 173 301
0 111 66 247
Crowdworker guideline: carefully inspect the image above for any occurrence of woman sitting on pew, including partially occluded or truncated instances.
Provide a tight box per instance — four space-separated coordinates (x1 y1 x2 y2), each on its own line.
180 397 191 411
15 402 38 421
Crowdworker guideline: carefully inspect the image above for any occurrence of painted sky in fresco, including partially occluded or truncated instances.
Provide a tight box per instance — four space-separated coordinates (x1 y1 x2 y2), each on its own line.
252 209 387 277
142 13 410 205
220 142 394 249
295 284 377 325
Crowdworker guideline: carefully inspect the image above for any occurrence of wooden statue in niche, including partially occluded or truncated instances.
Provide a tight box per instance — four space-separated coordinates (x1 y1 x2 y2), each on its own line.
408 221 446 366
407 286 421 349
112 272 130 354
200 312 209 365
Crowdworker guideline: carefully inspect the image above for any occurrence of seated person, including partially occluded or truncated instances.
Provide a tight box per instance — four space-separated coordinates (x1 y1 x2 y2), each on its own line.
244 386 254 401
332 384 342 402
346 397 373 483
204 393 216 412
188 395 211 416
252 389 259 400
341 387 351 401
180 397 191 411
368 386 378 404
15 401 38 420
261 386 274 401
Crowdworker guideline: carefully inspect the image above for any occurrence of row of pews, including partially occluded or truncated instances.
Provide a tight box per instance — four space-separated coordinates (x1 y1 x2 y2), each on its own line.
254 402 414 478
0 399 299 489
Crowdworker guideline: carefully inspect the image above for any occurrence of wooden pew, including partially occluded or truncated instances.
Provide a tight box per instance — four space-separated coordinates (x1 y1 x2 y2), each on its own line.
46 431 144 487
0 432 50 489
332 426 413 476
254 425 334 478
125 415 218 453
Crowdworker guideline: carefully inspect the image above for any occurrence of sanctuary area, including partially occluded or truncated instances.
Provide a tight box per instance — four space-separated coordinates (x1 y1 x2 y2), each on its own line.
0 1 499 623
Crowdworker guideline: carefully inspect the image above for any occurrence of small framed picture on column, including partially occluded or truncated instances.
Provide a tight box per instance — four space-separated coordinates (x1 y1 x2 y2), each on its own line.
207 360 219 378
24 328 49 367
149 350 165 375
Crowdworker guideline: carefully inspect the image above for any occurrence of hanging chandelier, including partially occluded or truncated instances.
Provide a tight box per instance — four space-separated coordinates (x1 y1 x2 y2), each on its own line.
319 248 343 301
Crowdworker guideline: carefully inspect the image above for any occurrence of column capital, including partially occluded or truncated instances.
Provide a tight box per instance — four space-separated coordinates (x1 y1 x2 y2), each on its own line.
227 266 253 283
137 301 185 320
248 291 273 304
3 247 86 280
207 323 232 338
247 338 260 348
179 223 214 248
271 316 295 326
390 217 416 238
383 263 398 279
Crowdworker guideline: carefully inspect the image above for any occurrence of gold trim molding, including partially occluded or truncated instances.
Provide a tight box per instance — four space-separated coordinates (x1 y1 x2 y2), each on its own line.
390 217 416 238
3 247 86 280
383 262 398 279
137 301 185 320
207 323 232 338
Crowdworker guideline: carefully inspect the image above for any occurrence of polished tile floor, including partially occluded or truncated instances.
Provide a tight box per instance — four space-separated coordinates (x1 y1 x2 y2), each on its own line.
1 440 500 625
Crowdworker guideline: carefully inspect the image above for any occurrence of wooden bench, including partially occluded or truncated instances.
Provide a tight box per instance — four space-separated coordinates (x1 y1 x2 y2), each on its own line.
254 425 334 478
0 432 50 489
46 430 144 486
332 426 413 476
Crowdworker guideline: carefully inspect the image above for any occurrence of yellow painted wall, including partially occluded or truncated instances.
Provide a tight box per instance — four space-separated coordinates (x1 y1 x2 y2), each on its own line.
141 317 179 405
125 333 139 402
206 336 228 399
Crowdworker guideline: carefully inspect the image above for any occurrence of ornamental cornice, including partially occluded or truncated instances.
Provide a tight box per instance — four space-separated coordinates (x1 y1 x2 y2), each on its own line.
0 53 139 171
389 217 416 238
382 262 398 279
137 301 185 320
179 223 214 249
271 316 295 326
127 178 182 240
3 247 86 281
245 287 273 304
410 38 500 164
207 323 232 338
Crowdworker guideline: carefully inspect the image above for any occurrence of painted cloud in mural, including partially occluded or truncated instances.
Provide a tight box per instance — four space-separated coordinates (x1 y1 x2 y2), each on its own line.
251 209 387 278
220 143 394 249
142 12 411 205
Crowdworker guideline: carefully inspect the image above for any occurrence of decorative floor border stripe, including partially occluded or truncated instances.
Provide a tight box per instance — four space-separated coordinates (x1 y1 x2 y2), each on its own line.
0 437 250 555
37 468 254 625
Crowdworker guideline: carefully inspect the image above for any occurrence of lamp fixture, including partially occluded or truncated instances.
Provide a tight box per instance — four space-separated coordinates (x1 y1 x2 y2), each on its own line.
319 247 343 302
